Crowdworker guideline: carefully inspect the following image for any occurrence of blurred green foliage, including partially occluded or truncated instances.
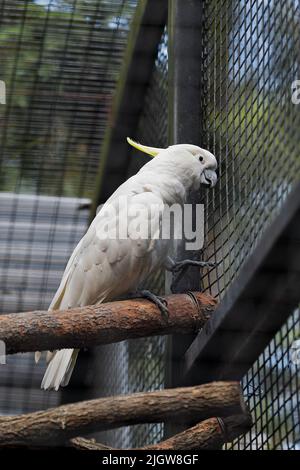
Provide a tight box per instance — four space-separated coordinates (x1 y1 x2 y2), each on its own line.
0 0 136 196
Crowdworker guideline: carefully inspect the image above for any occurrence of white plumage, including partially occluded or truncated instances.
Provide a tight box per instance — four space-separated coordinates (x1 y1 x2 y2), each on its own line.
38 138 217 390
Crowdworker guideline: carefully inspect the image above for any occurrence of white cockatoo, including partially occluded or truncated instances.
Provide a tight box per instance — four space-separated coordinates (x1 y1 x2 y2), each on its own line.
37 138 217 390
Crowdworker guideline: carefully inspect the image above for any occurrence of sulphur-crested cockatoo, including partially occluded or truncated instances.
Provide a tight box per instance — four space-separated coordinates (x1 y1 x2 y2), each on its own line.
37 138 217 390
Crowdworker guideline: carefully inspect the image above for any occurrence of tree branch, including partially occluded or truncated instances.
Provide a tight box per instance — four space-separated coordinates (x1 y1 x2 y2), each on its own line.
0 292 216 355
70 438 112 450
0 381 244 447
70 414 252 450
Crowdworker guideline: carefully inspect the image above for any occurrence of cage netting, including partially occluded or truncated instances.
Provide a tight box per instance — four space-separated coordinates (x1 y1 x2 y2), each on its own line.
199 0 300 450
0 0 137 415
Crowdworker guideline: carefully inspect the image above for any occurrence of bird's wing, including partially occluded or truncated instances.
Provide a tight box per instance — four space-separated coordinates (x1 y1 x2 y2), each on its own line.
48 238 83 310
49 189 166 310
48 177 139 310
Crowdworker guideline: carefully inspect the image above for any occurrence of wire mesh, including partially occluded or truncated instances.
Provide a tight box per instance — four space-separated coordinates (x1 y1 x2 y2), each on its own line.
0 193 89 413
0 0 137 415
232 309 300 449
199 0 300 450
0 0 299 451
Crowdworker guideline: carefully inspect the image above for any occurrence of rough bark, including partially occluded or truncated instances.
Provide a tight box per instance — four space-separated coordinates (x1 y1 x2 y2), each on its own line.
70 438 112 450
69 414 252 450
147 414 252 450
0 292 216 354
0 381 245 447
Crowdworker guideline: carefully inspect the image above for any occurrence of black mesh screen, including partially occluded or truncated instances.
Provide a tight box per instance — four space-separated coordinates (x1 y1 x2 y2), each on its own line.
0 0 137 415
0 0 299 451
199 0 300 450
236 310 300 449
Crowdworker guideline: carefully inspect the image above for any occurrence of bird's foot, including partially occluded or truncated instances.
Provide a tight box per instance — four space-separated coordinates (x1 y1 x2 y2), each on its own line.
169 259 215 293
137 289 169 320
171 259 215 274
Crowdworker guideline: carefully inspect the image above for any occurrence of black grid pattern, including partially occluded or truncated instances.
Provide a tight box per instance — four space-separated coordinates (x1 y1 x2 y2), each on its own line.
0 193 89 413
199 0 300 450
235 310 300 449
0 0 299 451
0 0 136 198
0 0 137 415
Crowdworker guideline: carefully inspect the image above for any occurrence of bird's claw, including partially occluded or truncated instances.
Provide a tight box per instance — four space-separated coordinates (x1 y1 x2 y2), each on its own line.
171 259 215 273
170 259 215 293
139 290 169 320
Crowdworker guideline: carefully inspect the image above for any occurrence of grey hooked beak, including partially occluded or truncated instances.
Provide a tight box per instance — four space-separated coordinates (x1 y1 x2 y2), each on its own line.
201 169 218 188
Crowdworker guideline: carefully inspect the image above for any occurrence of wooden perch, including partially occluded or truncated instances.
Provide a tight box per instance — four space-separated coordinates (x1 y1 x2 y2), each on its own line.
70 438 112 450
0 292 216 354
0 381 244 447
70 414 252 450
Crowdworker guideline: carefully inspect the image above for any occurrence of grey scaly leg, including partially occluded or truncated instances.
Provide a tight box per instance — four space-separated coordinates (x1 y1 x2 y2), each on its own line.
124 290 169 320
164 256 215 293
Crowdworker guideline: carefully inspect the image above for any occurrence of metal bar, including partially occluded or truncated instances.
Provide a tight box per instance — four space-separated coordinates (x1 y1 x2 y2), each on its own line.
90 0 168 217
183 181 300 384
165 0 205 436
168 0 204 145
166 0 205 381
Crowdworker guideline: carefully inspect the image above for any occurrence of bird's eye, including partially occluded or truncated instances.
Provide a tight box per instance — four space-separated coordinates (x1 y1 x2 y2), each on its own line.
199 156 204 162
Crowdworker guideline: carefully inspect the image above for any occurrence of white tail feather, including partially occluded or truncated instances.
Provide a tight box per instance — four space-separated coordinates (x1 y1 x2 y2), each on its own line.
41 349 79 391
46 350 55 363
35 351 41 363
